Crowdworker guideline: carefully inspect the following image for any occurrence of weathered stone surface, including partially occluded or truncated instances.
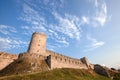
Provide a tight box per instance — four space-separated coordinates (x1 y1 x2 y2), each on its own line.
0 32 92 76
46 55 88 69
26 32 91 70
0 53 49 76
0 52 18 70
94 64 110 77
27 32 47 56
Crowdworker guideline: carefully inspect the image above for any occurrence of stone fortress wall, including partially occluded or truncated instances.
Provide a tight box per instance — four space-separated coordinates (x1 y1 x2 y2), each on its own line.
46 50 88 69
26 32 91 69
0 52 18 70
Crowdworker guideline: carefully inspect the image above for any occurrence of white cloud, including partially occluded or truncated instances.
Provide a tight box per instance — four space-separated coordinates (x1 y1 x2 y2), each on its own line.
0 24 28 52
20 4 47 33
84 35 105 52
94 1 107 26
20 4 70 49
54 35 69 47
0 37 11 50
92 41 104 47
87 0 108 27
21 26 30 30
82 16 89 24
18 1 83 51
0 37 28 51
18 0 108 52
43 0 64 9
52 12 81 40
0 25 17 35
48 28 69 47
94 0 98 7
46 12 82 48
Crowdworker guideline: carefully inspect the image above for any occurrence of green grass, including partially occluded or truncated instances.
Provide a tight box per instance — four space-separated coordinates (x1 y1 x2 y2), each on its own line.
113 73 120 80
0 68 110 80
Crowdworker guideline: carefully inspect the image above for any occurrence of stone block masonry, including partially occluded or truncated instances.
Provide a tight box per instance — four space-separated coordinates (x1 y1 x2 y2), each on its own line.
46 50 88 69
0 52 18 70
20 32 91 70
46 55 88 69
27 32 47 56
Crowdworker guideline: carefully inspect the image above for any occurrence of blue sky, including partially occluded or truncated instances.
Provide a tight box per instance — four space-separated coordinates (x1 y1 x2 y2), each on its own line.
0 0 120 68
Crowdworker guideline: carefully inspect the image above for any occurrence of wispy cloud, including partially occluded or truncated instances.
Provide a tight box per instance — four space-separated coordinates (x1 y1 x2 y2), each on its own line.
47 12 82 48
0 37 28 51
82 16 89 24
19 2 82 50
19 3 70 48
0 0 110 53
94 0 98 7
94 1 107 26
0 37 11 50
87 0 108 27
52 12 81 40
0 25 17 35
43 0 64 9
0 24 28 52
17 0 108 52
47 28 69 47
84 35 105 52
21 4 47 32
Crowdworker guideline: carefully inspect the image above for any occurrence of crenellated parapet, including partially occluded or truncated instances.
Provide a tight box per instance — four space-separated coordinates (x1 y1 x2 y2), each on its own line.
46 50 89 69
0 32 92 76
18 32 91 70
46 55 88 69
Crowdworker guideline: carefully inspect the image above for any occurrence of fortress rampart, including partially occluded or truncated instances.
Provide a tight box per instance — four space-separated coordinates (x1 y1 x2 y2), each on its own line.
0 52 18 70
18 32 91 70
46 50 88 69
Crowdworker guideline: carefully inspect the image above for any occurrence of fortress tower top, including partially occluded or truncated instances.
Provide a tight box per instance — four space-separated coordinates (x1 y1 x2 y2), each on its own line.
32 32 47 37
27 32 47 56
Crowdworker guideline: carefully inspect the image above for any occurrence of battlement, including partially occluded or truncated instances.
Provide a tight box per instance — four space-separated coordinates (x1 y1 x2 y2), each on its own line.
46 50 89 69
0 32 93 75
19 32 90 70
46 50 83 63
32 32 47 38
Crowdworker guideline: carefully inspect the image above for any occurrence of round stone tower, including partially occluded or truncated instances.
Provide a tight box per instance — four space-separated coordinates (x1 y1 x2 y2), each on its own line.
27 32 47 56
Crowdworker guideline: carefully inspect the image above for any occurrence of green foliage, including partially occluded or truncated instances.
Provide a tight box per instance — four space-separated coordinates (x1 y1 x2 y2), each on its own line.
0 68 110 80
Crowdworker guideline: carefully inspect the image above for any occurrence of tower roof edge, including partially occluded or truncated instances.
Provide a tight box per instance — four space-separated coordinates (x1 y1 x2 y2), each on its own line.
33 32 47 37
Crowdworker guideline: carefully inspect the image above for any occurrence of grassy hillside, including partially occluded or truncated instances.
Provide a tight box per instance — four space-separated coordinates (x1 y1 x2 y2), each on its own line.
0 68 110 80
113 73 120 80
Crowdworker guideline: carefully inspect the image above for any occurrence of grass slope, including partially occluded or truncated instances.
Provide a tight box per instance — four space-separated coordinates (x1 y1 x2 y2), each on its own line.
0 68 110 80
113 73 120 80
